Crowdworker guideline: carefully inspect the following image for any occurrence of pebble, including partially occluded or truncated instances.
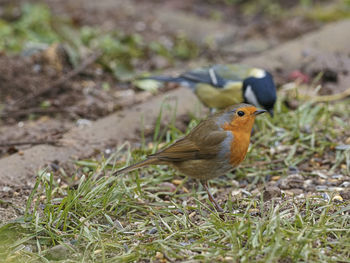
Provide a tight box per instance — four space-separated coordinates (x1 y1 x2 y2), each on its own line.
155 252 164 259
303 179 314 190
278 174 304 189
263 186 281 201
332 195 343 203
189 212 196 218
335 144 350 150
231 180 239 188
148 227 158 235
329 187 344 192
340 181 350 187
288 166 299 173
321 193 330 201
316 185 328 191
284 189 304 196
249 208 260 216
231 189 242 197
1 186 12 192
340 190 350 200
171 179 182 185
182 186 189 193
313 171 328 179
159 182 177 192
332 174 344 180
241 189 252 196
76 119 92 127
271 176 281 181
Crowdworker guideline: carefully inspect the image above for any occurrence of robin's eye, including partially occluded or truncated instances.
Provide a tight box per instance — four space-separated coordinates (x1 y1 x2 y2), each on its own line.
237 111 245 117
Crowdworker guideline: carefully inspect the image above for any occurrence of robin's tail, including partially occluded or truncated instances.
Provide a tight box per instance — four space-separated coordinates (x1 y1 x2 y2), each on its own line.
113 157 159 176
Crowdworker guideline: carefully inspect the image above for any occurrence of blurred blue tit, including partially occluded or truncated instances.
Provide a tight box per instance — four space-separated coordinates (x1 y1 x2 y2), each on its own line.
144 64 276 116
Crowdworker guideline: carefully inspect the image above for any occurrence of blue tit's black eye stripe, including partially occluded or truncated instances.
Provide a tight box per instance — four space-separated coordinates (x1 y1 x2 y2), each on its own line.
237 111 245 117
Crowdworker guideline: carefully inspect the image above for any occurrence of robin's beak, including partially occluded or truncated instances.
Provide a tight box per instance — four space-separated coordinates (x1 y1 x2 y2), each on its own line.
254 109 267 115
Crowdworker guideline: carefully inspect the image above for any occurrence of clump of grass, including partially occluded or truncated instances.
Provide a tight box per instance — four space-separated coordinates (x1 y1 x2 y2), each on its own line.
1 99 350 262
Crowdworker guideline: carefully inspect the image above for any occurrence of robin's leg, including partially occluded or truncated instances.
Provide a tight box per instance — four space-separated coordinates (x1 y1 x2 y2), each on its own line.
201 180 224 212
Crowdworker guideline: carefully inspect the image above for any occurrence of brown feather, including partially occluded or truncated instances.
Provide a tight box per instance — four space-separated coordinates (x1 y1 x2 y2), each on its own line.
148 118 228 162
113 157 160 176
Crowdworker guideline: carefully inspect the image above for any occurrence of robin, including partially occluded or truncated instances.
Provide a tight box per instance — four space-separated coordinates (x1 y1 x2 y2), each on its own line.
113 103 266 212
140 64 276 116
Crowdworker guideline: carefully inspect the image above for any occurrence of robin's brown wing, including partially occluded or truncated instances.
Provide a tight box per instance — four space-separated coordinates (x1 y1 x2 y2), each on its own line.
148 119 228 162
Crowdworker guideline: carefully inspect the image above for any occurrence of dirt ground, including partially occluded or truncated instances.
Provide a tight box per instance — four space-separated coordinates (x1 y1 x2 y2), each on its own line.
1 0 350 223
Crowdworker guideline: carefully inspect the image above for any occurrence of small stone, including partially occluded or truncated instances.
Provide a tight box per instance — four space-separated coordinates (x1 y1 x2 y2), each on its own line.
278 174 304 189
159 182 177 192
189 212 196 218
283 189 304 197
288 166 299 173
316 185 328 191
303 179 314 190
263 186 281 201
155 252 164 259
322 193 330 201
231 189 242 198
271 176 281 181
249 208 260 216
148 227 158 234
76 119 91 127
335 145 350 151
231 180 239 188
241 189 252 196
171 179 182 185
251 188 261 195
1 186 12 192
340 182 350 187
180 186 188 193
329 187 344 192
340 190 350 200
332 195 343 203
332 174 344 180
313 171 328 179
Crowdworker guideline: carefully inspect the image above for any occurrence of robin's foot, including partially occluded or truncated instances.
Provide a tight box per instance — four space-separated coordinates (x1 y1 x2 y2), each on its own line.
201 180 224 213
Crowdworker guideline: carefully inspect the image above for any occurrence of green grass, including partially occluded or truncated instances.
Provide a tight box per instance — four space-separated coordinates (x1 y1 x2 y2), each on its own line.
1 99 350 262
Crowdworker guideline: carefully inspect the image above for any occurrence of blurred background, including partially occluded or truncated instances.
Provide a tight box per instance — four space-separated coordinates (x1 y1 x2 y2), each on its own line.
0 0 349 159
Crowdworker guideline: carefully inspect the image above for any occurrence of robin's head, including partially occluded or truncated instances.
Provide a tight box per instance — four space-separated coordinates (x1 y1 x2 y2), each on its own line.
242 71 276 116
220 104 266 133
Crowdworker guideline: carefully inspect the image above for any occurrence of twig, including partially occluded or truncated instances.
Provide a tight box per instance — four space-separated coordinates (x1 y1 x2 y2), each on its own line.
11 50 103 106
0 140 59 147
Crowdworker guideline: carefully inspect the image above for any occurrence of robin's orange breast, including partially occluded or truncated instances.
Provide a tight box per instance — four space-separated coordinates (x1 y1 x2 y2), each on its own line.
230 131 250 166
221 123 251 167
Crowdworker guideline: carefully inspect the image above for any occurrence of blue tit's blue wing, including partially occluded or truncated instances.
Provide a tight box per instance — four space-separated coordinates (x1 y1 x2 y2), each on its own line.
180 66 227 88
143 64 264 89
